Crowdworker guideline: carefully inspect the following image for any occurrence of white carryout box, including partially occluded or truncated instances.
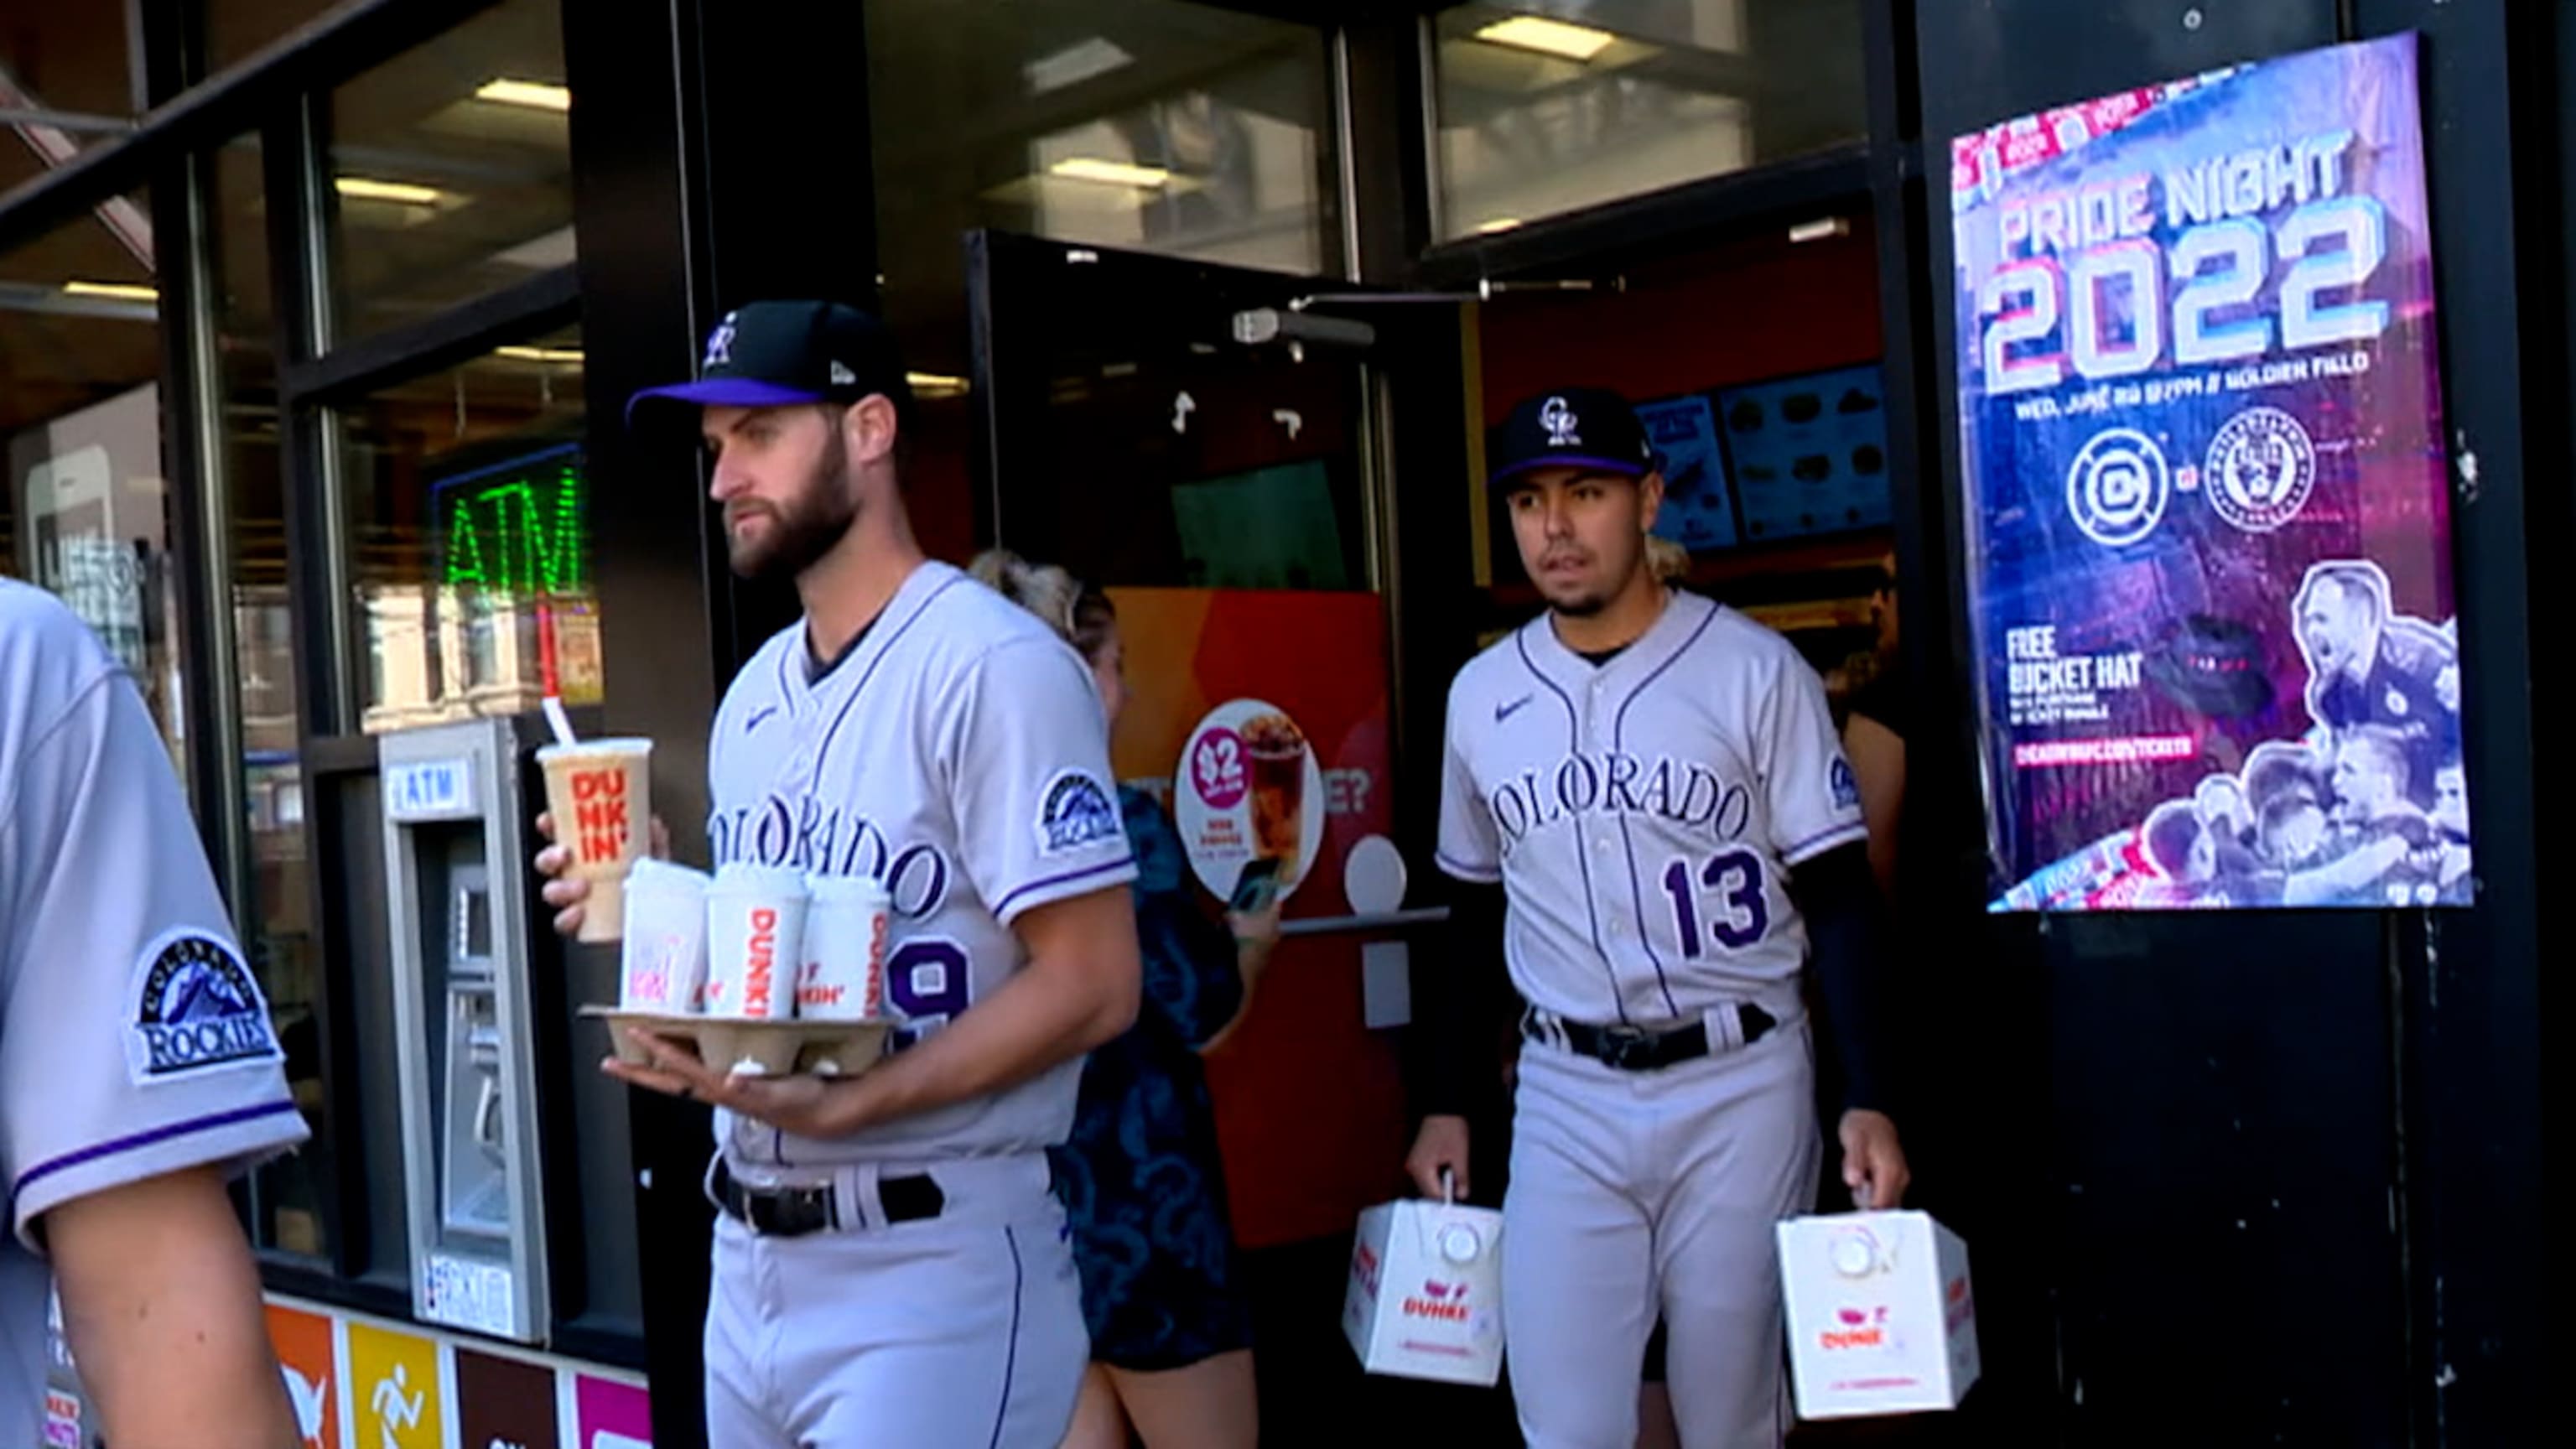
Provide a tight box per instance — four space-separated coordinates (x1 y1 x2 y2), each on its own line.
1777 1210 1980 1419
1343 1192 1506 1387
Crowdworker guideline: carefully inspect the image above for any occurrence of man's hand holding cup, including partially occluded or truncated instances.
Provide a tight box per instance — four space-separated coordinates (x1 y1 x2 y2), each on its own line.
536 808 672 940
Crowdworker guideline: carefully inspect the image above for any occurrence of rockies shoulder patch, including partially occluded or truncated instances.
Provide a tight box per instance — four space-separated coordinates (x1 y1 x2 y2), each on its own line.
1831 756 1862 812
126 931 281 1085
1036 771 1123 855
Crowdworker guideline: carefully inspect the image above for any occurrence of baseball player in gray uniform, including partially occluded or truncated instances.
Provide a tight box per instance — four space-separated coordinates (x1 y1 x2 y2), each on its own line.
539 301 1143 1448
1407 388 1910 1448
3 578 309 1446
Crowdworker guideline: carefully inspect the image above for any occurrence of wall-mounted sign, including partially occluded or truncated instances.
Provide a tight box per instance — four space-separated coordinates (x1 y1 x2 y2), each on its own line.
1953 34 2467 911
1176 698 1328 905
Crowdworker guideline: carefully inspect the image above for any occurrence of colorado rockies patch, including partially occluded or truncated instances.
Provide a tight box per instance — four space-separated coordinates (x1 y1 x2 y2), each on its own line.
126 931 280 1084
1036 771 1122 855
1831 756 1862 812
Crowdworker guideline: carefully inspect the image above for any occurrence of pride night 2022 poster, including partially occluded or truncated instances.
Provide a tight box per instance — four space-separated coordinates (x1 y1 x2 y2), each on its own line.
1953 34 2468 912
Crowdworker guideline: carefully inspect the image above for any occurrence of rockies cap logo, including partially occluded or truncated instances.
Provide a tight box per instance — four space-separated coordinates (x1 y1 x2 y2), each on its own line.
704 312 739 368
1540 395 1581 447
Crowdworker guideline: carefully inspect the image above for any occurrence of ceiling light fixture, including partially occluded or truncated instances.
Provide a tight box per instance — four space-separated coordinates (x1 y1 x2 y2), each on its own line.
475 78 571 112
62 280 158 302
335 176 445 205
1048 157 1171 189
1475 16 1618 62
906 371 970 397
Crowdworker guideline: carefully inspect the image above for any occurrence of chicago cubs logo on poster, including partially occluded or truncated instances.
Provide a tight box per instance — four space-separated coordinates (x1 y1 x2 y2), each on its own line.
1951 35 2468 911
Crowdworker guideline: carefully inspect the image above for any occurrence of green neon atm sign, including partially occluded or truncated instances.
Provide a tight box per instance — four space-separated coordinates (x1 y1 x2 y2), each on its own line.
433 442 588 595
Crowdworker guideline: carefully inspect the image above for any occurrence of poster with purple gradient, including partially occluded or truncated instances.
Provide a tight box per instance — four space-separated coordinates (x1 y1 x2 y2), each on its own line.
1953 35 2467 911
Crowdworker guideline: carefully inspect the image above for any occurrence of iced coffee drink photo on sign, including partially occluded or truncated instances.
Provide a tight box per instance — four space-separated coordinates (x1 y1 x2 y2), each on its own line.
1242 710 1310 886
536 737 654 943
1175 698 1328 910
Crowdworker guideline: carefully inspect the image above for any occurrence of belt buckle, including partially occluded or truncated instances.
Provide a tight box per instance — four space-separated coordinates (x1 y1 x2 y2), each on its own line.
1597 1024 1655 1071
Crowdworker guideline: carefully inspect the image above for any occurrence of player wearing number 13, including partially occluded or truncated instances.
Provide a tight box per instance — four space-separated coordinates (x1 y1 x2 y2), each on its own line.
1408 388 1909 1447
594 302 1144 1449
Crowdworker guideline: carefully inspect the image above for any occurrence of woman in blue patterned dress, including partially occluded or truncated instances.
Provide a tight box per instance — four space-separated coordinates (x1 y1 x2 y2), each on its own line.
970 552 1278 1449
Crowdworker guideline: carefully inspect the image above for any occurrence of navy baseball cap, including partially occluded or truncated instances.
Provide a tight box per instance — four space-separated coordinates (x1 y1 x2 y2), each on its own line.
1488 387 1659 490
626 299 913 424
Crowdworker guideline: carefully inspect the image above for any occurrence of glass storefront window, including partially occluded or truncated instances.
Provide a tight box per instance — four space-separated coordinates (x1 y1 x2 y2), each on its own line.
1433 1 1866 239
340 330 598 734
863 0 1340 554
1 6 138 174
211 129 333 1259
325 0 573 341
0 210 190 785
207 0 353 73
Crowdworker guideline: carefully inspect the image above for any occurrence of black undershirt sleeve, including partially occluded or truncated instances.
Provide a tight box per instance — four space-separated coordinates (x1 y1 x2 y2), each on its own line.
1788 840 1897 1118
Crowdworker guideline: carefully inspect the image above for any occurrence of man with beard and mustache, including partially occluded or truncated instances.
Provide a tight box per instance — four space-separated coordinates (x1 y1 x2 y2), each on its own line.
537 301 1143 1448
1406 387 1909 1446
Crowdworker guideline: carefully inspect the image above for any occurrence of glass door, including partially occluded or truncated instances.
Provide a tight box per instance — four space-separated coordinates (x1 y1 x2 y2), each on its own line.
969 228 1419 1251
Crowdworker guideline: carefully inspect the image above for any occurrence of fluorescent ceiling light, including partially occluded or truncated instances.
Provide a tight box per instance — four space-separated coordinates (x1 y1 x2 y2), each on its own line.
1789 216 1851 244
1477 216 1525 235
1048 157 1171 189
1476 15 1618 61
475 78 571 112
496 345 583 365
1025 38 1132 94
62 280 158 302
906 371 969 397
335 176 445 205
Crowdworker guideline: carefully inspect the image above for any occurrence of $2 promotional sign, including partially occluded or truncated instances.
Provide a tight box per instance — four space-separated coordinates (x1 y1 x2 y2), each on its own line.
1954 35 2470 911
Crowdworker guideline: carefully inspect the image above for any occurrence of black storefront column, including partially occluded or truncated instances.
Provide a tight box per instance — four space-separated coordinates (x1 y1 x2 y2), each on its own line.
560 3 879 1443
1903 3 2550 1446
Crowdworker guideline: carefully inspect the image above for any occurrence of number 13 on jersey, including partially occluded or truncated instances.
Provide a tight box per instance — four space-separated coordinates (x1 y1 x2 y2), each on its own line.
1663 850 1769 955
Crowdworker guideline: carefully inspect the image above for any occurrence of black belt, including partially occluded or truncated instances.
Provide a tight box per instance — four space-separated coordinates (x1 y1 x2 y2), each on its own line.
710 1160 945 1237
1525 1003 1777 1072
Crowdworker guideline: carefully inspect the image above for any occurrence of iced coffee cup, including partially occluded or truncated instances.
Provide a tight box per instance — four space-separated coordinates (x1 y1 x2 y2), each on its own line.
539 738 655 943
704 865 808 1021
1242 712 1310 885
801 875 893 1022
620 860 711 1013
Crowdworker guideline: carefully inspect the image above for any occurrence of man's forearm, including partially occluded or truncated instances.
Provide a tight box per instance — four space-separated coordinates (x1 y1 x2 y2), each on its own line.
48 1167 299 1449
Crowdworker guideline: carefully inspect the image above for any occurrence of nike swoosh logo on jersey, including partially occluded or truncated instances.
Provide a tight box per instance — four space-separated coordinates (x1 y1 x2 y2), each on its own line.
1496 694 1535 724
746 704 782 733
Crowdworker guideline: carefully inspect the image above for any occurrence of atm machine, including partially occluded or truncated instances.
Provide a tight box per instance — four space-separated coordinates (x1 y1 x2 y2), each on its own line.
379 716 552 1343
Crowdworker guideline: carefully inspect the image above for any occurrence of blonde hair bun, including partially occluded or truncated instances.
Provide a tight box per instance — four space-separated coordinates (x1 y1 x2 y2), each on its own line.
967 548 1085 645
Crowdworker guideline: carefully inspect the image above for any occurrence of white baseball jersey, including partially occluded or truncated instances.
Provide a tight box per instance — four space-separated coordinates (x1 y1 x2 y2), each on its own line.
1437 589 1866 1026
0 580 306 1436
705 561 1135 1169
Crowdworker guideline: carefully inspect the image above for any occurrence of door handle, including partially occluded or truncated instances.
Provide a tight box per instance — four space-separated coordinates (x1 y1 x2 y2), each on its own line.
1278 907 1450 939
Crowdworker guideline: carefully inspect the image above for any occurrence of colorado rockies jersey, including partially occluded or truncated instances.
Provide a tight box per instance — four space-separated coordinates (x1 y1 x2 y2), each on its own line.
1 580 306 1436
1437 590 1867 1026
705 561 1136 1169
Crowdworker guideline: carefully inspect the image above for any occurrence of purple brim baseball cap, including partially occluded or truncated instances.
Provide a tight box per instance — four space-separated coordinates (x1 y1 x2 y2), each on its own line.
624 377 829 424
1489 452 1654 488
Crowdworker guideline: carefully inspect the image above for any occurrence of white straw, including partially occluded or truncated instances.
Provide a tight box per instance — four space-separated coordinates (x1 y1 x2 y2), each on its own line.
543 694 578 747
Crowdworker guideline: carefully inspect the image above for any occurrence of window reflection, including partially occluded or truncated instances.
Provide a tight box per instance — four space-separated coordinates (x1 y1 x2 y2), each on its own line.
0 211 188 782
1435 1 1866 238
327 0 574 340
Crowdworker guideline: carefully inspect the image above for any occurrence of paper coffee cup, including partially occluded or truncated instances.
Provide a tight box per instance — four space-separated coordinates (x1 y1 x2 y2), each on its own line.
704 865 808 1021
800 875 893 1022
539 738 654 944
619 860 711 1013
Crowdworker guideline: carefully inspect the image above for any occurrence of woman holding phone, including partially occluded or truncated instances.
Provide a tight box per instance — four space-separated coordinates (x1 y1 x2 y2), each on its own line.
969 551 1280 1449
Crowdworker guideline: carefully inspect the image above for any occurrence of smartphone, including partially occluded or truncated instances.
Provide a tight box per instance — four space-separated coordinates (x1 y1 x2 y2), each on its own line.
1228 855 1284 916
